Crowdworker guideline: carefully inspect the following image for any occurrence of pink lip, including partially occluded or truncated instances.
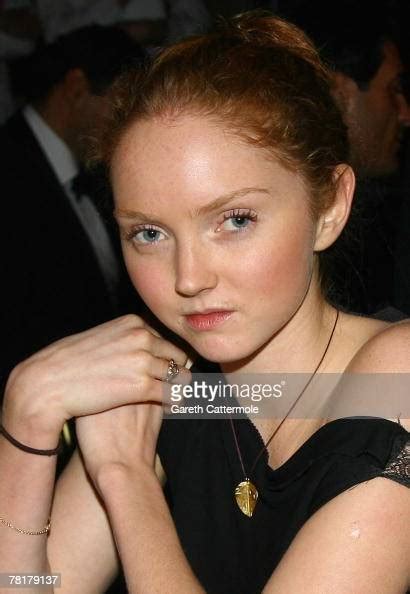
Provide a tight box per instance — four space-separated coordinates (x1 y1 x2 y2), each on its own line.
184 310 234 331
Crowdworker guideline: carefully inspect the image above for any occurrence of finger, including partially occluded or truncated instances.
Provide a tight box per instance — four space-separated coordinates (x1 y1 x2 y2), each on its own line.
146 335 189 367
96 324 189 367
33 313 147 359
144 354 192 384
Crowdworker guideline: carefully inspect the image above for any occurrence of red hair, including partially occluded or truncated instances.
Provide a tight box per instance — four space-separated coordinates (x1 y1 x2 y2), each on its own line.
94 12 348 219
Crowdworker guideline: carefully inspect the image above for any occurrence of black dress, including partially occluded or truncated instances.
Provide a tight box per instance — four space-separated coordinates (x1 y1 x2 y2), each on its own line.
157 362 410 594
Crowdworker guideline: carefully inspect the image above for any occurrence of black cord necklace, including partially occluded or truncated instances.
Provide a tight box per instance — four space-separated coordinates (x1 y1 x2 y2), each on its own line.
229 309 339 517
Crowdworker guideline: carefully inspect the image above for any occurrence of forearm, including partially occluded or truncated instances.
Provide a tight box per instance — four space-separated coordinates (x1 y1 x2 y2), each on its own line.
0 399 60 584
98 465 205 594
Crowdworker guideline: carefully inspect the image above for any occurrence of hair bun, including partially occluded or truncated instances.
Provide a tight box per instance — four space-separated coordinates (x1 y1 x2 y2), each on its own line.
225 11 328 79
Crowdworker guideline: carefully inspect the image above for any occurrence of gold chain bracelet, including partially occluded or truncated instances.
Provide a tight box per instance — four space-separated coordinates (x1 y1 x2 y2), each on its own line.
0 515 51 535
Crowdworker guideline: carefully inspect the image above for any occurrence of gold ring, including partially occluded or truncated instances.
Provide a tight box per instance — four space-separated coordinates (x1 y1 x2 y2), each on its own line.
165 359 180 383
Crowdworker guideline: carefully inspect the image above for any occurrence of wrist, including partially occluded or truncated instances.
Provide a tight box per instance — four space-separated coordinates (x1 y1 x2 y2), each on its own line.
95 461 158 499
1 390 64 450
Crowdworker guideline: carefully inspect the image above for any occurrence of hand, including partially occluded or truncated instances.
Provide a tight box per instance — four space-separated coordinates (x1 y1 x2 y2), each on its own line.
3 315 191 446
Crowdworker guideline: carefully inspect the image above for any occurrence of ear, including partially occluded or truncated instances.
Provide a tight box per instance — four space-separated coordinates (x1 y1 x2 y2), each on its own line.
61 68 91 106
314 164 355 252
331 71 360 116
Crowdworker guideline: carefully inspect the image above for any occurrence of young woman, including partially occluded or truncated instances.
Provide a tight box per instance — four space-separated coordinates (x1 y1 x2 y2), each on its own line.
0 12 409 594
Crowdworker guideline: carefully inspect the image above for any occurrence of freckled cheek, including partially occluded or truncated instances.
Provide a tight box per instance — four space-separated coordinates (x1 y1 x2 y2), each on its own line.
123 254 175 315
234 231 313 302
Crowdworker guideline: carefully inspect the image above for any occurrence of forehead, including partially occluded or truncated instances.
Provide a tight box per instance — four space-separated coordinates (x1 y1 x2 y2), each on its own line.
111 115 307 211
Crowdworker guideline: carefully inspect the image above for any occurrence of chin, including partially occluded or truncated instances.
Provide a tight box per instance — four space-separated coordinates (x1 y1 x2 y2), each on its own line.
188 334 262 365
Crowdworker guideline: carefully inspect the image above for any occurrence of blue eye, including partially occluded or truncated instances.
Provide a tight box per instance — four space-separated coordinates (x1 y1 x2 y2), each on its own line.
127 226 165 245
139 228 161 243
221 209 257 232
230 216 250 229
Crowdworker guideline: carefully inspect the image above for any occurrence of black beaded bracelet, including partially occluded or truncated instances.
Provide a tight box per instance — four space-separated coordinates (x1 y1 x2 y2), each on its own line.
0 423 62 456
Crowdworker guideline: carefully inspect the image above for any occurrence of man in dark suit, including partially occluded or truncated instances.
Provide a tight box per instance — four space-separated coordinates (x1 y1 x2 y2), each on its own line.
0 25 147 399
281 0 410 316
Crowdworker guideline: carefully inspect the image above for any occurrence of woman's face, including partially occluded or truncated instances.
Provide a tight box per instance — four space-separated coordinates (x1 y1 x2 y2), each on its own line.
112 115 321 363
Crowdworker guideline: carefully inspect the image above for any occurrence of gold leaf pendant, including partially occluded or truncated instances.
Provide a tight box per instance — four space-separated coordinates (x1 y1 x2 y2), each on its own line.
234 478 258 517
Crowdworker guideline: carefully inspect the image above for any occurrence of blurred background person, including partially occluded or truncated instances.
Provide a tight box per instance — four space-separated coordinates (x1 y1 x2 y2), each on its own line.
0 24 147 413
281 0 407 179
390 0 410 316
36 0 168 45
35 0 211 46
280 0 410 317
0 1 212 122
166 0 211 41
0 0 40 122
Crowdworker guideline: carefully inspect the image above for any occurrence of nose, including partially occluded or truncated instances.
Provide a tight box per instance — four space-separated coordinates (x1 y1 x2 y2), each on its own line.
174 240 218 297
396 92 410 127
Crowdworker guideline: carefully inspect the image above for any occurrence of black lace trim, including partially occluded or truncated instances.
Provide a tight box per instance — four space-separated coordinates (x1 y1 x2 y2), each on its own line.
380 433 410 487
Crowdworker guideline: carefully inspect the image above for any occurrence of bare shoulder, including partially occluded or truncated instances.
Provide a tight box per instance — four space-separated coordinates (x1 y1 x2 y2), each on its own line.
330 311 388 368
326 314 410 431
345 316 410 373
264 313 410 592
264 476 410 593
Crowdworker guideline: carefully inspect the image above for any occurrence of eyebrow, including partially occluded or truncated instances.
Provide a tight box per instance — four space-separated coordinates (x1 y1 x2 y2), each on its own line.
114 187 270 222
194 187 270 217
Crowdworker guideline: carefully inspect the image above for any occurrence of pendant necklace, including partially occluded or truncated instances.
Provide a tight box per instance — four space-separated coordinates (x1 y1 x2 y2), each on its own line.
230 309 339 518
